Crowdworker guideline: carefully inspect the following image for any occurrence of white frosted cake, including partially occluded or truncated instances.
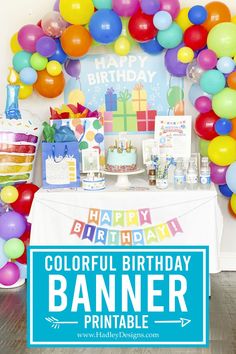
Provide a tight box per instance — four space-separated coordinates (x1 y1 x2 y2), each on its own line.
106 140 137 173
82 174 105 191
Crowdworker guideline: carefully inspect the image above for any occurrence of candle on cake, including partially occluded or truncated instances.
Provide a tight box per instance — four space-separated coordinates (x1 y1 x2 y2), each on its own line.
5 67 21 120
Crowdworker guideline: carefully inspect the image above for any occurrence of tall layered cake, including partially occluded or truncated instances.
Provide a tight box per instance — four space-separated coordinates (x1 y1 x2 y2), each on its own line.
106 136 137 173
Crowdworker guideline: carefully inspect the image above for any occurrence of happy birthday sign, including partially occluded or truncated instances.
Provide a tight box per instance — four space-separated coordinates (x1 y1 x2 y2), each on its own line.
70 207 183 246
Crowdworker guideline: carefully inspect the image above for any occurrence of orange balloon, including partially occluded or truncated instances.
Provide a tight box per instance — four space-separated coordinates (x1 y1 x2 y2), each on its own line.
203 2 231 31
229 118 236 140
174 100 185 116
227 72 236 90
34 70 65 98
60 25 92 58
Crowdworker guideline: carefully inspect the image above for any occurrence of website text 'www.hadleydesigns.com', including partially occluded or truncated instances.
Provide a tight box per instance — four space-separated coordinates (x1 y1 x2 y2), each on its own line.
27 247 209 348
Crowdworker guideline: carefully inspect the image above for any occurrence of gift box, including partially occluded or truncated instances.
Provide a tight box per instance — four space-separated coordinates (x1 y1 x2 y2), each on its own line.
132 83 147 112
113 90 137 132
137 110 157 132
104 112 113 133
105 88 117 112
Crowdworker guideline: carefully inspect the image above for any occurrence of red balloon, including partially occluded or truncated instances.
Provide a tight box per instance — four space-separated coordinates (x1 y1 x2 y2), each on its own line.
184 25 208 51
128 9 158 42
16 223 31 264
195 110 219 140
11 183 39 216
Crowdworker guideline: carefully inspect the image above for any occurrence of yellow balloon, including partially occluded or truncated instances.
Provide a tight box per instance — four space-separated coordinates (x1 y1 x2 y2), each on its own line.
0 186 19 204
114 36 131 56
176 8 192 32
68 89 85 105
19 82 33 99
10 32 22 53
59 0 94 25
86 131 95 142
232 15 236 24
208 136 236 166
231 194 236 214
46 61 62 76
177 47 194 63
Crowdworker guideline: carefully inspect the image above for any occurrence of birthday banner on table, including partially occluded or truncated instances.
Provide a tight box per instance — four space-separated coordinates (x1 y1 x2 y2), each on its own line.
66 53 184 134
70 207 183 246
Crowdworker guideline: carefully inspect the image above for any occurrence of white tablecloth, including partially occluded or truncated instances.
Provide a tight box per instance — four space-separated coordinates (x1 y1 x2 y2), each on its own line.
29 178 223 273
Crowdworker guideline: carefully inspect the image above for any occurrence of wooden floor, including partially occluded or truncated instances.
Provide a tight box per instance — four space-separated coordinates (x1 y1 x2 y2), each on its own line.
0 272 236 354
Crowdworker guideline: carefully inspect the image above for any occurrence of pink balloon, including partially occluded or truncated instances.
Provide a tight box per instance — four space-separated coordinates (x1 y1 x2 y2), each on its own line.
197 49 217 70
112 0 140 17
210 162 228 185
18 24 44 53
160 0 180 19
195 96 212 113
0 262 20 286
41 11 67 37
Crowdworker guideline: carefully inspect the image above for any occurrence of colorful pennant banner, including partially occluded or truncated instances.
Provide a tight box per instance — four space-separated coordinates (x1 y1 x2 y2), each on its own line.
70 217 183 246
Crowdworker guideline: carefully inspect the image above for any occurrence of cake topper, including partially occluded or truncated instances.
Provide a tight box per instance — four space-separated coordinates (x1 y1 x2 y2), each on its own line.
5 67 21 120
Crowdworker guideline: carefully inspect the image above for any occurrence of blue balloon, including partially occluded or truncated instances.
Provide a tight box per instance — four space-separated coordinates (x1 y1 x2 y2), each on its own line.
217 57 235 74
188 5 207 25
139 38 163 55
226 162 236 193
153 11 172 30
219 184 233 198
215 118 232 135
89 9 122 44
20 67 38 85
189 83 211 105
49 39 67 64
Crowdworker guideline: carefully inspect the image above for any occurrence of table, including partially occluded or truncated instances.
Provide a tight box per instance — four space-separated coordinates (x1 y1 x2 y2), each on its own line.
29 177 223 273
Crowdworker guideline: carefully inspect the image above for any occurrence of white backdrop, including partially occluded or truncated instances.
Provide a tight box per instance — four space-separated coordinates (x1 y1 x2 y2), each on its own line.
0 0 235 269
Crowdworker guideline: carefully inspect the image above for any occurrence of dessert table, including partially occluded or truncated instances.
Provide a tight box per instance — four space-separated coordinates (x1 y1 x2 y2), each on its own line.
29 177 223 273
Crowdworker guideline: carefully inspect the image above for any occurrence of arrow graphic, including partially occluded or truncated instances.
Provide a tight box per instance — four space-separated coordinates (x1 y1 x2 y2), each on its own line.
45 317 79 329
154 318 191 328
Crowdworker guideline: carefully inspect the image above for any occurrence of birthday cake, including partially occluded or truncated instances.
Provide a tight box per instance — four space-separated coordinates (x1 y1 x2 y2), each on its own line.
106 137 137 173
82 174 105 191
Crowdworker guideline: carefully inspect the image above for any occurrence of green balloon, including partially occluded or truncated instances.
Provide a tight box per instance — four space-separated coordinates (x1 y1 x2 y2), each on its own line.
93 120 102 130
79 141 89 150
12 51 32 73
93 0 112 9
30 53 48 71
212 88 236 119
157 22 183 49
199 139 209 157
207 22 236 58
167 86 184 108
3 238 25 259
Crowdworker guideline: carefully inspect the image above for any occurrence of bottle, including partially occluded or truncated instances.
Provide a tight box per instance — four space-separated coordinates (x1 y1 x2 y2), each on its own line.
200 157 211 188
186 158 198 190
174 158 185 189
148 168 156 186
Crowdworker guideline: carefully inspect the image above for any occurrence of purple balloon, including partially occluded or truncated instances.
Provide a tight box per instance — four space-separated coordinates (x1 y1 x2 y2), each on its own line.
18 24 44 53
141 0 160 15
210 163 228 185
0 262 20 286
0 211 26 241
36 36 57 57
53 0 59 11
112 0 140 17
160 0 180 19
165 44 188 77
64 59 81 78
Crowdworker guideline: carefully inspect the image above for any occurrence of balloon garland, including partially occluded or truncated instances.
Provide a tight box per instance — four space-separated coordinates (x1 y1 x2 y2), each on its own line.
8 0 236 217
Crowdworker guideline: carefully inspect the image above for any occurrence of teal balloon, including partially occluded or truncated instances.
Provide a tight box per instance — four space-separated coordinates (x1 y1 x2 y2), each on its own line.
12 51 32 73
200 70 226 95
167 86 184 108
93 0 112 9
157 22 183 49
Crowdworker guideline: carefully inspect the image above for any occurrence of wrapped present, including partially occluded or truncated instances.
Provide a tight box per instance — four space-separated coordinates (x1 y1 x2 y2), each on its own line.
104 112 113 133
137 110 157 132
105 87 117 112
132 83 147 112
113 90 137 132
